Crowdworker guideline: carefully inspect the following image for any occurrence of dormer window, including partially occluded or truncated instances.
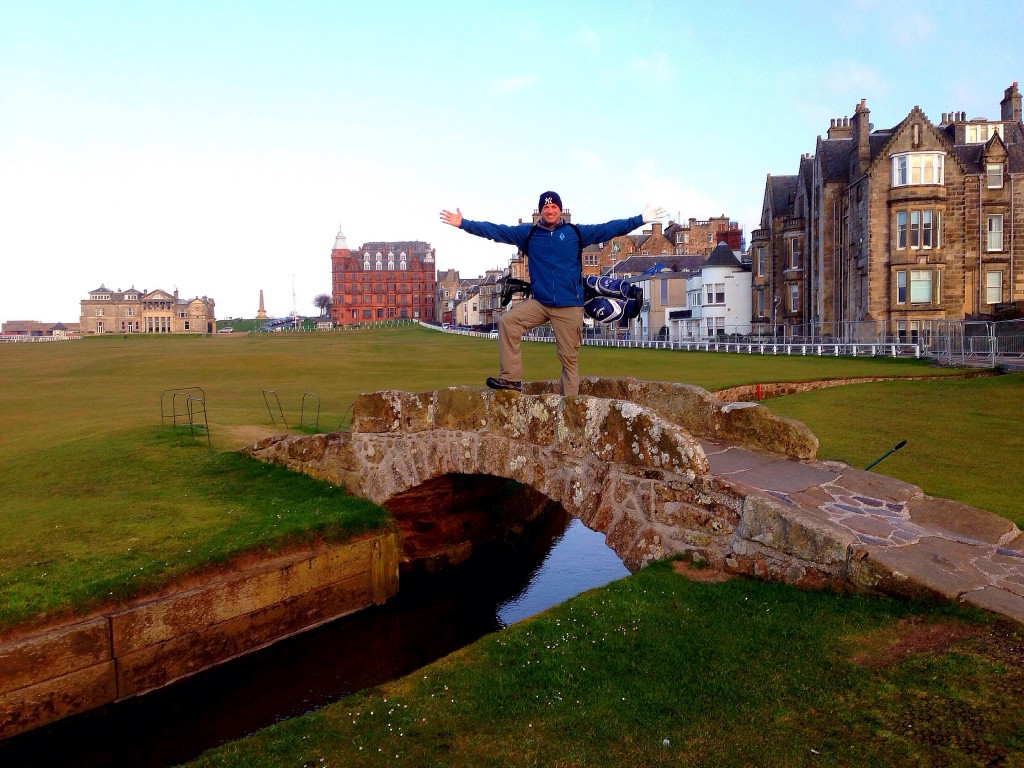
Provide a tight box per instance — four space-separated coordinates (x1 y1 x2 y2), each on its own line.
892 152 944 187
966 123 1003 144
363 252 371 270
987 163 1004 189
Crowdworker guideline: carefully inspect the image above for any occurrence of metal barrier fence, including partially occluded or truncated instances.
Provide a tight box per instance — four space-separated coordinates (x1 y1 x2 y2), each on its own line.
421 320 1024 368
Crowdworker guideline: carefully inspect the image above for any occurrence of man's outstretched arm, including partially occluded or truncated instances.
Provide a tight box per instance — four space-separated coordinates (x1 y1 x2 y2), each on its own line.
439 207 530 249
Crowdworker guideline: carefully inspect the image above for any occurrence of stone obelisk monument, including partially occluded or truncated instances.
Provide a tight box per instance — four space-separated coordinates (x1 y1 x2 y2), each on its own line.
256 290 268 320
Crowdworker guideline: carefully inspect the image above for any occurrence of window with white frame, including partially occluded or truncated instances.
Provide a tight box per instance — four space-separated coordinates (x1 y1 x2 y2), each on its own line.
910 269 935 304
788 283 799 313
705 317 724 336
987 163 1004 189
986 270 1003 304
966 123 1003 144
896 270 907 303
987 214 1004 251
756 246 766 277
705 283 725 305
891 152 944 187
756 287 766 317
787 237 800 269
895 209 940 250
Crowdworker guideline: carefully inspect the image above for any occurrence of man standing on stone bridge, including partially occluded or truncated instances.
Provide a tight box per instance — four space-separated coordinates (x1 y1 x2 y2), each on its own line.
440 191 665 396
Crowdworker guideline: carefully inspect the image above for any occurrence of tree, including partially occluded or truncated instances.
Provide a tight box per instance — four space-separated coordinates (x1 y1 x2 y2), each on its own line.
313 294 332 317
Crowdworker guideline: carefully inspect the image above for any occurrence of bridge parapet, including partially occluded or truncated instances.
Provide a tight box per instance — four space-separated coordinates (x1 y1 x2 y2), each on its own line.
351 387 709 475
526 377 819 460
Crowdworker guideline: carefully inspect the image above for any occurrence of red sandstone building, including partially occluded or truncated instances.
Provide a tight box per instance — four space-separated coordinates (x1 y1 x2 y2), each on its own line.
329 227 437 326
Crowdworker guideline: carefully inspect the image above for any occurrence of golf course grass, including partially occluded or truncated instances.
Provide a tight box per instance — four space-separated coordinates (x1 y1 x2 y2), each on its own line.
2 325 1023 766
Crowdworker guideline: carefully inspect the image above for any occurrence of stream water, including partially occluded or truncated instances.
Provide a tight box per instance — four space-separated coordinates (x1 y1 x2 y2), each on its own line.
0 510 628 768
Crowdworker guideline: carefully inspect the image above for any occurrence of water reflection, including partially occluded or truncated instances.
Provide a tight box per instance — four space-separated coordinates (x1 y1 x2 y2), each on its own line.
0 511 627 768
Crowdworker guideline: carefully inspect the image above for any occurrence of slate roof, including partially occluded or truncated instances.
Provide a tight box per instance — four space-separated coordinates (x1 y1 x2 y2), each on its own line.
704 242 745 269
606 254 704 276
768 175 798 217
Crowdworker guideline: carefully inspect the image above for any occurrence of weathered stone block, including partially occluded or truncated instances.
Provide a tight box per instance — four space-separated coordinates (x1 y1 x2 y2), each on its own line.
287 433 329 462
351 390 434 433
736 496 854 567
110 564 285 657
0 660 117 740
0 617 110 695
116 574 373 696
434 387 489 432
717 404 818 460
277 537 377 599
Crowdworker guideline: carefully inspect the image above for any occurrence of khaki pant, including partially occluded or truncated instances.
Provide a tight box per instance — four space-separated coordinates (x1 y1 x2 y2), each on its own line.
498 299 584 395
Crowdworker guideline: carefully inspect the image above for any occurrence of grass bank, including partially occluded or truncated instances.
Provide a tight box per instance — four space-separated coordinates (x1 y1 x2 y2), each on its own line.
186 560 1024 767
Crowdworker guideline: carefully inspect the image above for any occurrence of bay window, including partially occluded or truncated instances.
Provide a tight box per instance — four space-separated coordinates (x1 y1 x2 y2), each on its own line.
892 152 944 187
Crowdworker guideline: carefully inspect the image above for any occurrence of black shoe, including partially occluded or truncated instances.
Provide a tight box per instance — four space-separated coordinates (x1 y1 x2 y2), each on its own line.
486 377 522 392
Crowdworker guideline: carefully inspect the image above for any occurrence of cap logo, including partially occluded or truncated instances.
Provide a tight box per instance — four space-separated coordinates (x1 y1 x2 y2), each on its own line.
544 196 555 205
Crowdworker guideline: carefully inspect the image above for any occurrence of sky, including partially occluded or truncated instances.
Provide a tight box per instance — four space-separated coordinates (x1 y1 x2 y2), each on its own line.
3 1 1024 323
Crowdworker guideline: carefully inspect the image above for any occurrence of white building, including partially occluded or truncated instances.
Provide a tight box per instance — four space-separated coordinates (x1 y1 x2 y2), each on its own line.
667 242 752 341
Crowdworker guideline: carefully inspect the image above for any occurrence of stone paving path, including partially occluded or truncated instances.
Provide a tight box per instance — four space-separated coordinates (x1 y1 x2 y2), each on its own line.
699 439 1024 625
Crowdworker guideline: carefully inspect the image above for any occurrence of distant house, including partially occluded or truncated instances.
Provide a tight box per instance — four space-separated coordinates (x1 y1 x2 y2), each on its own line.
668 242 752 341
1 320 80 339
79 285 216 335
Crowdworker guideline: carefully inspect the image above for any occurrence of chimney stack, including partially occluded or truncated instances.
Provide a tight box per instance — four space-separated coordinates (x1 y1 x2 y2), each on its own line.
1001 81 1022 123
853 99 871 175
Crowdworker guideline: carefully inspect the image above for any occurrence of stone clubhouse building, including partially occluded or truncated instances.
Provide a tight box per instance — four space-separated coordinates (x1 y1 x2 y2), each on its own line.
79 285 217 335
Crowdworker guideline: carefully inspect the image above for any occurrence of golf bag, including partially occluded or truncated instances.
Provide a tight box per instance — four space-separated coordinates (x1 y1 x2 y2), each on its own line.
582 276 643 323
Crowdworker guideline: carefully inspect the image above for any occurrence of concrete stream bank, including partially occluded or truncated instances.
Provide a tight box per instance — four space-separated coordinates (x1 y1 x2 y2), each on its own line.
0 532 399 740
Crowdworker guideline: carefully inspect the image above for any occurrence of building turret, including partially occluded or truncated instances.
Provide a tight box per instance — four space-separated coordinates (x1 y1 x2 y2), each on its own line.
334 226 349 252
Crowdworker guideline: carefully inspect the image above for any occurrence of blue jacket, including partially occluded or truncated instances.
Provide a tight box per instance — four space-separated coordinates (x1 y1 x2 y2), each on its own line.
459 214 644 307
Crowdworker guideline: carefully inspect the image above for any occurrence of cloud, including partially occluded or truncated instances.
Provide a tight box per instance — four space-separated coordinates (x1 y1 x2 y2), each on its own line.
575 25 602 55
627 52 674 85
489 75 537 97
568 146 605 170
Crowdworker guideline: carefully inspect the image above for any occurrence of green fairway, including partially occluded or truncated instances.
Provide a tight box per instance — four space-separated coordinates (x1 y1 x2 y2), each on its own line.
0 325 1018 631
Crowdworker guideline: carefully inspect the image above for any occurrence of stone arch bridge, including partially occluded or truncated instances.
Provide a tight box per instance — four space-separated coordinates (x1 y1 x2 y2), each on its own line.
245 377 1024 620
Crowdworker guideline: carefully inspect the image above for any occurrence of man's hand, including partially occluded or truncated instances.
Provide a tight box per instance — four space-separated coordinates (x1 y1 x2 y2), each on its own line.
642 204 667 223
439 208 463 227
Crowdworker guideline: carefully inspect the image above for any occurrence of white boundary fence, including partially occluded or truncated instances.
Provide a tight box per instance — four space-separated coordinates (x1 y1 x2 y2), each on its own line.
424 319 1024 368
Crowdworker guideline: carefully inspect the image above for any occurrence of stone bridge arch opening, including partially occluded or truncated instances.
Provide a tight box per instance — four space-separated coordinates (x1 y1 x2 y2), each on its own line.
382 472 571 574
